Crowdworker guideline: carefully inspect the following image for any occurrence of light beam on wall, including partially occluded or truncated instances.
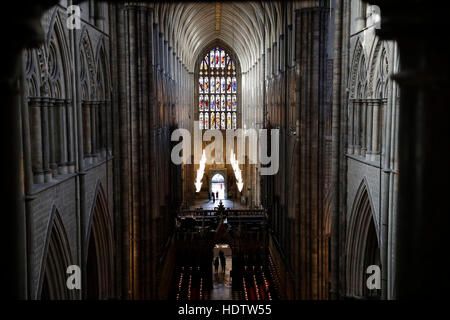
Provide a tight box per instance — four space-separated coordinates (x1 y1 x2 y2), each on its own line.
195 150 207 192
230 149 244 192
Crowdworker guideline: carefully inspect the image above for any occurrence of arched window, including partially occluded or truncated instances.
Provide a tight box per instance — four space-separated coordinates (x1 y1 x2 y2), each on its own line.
211 173 225 183
198 47 238 130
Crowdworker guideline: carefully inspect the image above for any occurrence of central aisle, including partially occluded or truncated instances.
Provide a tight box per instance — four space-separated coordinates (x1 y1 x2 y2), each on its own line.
210 256 232 300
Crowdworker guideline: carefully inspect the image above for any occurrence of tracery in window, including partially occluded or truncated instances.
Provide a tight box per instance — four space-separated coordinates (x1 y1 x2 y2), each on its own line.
198 47 237 130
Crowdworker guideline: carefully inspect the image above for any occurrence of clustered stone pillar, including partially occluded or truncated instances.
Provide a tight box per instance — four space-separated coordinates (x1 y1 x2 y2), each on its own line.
80 100 110 164
91 101 98 160
365 99 373 158
100 100 108 157
82 101 92 165
347 99 354 154
370 98 383 161
56 98 68 174
48 99 58 176
28 96 74 183
40 97 53 182
293 3 331 299
349 97 384 161
353 98 361 154
28 98 44 184
66 99 75 173
360 98 367 156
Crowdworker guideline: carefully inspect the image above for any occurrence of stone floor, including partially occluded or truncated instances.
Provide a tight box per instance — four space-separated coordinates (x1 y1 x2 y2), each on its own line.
210 256 232 300
190 199 245 210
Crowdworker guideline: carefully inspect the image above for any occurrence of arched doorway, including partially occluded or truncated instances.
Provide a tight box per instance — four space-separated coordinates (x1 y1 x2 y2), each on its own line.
211 243 232 300
211 173 226 200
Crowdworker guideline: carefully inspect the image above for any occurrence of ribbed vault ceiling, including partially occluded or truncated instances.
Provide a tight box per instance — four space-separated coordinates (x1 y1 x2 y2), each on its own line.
154 1 291 72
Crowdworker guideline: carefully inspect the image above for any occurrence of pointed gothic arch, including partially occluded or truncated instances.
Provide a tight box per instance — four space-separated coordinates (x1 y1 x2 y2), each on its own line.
39 207 74 300
349 40 366 99
85 183 115 299
46 8 73 100
346 179 381 299
95 37 112 156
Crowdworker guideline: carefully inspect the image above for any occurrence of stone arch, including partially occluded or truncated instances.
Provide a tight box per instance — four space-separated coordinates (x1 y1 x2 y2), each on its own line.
24 49 39 97
368 39 389 99
46 9 72 99
346 179 380 299
27 74 38 97
38 207 74 300
95 38 111 155
79 28 97 100
367 39 382 98
85 182 114 299
95 36 111 101
349 40 365 99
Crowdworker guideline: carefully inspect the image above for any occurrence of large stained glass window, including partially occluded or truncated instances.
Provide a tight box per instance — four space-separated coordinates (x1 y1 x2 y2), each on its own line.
199 48 237 130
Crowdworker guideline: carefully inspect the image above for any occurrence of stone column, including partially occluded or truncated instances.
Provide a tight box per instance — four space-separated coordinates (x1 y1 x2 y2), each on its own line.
365 98 373 159
370 98 381 161
91 101 98 160
353 99 361 154
48 98 58 176
65 99 75 173
360 98 367 156
347 99 354 154
295 4 330 299
56 98 68 174
28 98 44 184
41 97 52 182
105 100 112 156
100 100 107 157
82 101 92 164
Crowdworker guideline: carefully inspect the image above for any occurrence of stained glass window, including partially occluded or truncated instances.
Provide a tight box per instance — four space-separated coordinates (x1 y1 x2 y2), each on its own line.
204 95 209 111
210 95 215 112
204 112 209 129
211 112 215 129
199 112 204 129
198 47 238 130
210 76 215 94
216 111 220 129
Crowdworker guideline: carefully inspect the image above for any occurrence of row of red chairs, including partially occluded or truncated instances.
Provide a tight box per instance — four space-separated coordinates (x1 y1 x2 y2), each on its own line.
175 266 206 300
241 266 273 300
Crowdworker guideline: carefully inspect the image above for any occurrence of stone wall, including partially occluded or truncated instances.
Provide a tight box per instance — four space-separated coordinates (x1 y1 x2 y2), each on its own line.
335 0 399 299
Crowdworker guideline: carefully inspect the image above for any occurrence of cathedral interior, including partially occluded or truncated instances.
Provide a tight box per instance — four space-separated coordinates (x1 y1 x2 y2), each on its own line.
3 0 449 301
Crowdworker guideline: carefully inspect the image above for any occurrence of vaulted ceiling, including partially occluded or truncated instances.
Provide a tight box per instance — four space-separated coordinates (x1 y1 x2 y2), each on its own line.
153 1 296 72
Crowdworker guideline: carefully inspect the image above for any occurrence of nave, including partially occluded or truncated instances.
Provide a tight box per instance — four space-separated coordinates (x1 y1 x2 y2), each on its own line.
4 0 450 301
